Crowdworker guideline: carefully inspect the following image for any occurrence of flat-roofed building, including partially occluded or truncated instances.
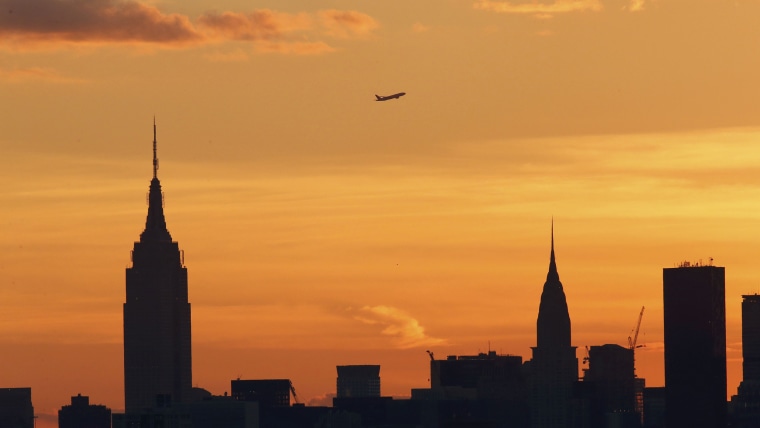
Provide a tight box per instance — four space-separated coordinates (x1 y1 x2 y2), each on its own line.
337 365 381 398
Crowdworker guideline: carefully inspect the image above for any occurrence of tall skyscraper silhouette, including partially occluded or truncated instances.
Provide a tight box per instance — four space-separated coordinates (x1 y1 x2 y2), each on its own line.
740 295 760 387
123 122 192 412
729 294 760 427
663 263 726 428
528 223 578 428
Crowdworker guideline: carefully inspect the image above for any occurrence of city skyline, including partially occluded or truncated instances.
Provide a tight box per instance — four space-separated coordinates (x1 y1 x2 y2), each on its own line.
3 1 760 427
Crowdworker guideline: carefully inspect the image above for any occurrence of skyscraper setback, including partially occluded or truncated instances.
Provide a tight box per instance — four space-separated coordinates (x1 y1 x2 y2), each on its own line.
663 263 726 428
123 122 193 412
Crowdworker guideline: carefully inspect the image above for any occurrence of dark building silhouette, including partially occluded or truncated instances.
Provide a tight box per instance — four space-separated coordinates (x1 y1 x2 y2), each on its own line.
581 344 642 428
409 351 529 428
112 403 191 428
527 224 578 428
123 122 192 412
730 294 760 427
663 263 726 428
428 351 526 402
232 379 292 407
643 387 665 428
337 365 381 398
231 379 361 428
187 395 260 428
58 394 111 428
0 388 34 428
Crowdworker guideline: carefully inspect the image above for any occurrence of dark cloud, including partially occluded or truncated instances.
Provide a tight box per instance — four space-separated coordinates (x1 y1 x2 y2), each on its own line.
0 0 201 45
0 1 378 54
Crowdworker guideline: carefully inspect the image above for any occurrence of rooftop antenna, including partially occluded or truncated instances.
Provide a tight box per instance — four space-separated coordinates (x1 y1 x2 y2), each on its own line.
152 116 159 179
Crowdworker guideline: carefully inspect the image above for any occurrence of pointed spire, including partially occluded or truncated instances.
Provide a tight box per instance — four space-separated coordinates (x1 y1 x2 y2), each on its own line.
536 217 571 349
141 120 172 242
547 217 559 282
153 116 159 179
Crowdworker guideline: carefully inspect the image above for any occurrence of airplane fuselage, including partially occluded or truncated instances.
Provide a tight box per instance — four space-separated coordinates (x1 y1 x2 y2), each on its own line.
375 92 406 101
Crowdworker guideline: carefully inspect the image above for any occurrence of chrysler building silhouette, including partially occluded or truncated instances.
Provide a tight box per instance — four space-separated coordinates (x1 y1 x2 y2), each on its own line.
528 222 578 428
123 121 192 412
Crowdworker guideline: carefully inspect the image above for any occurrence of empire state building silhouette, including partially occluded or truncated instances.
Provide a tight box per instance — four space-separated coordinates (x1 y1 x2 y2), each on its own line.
123 122 192 412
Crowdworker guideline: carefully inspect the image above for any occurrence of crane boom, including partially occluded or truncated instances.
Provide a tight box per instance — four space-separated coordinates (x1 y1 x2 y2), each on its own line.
628 306 645 350
289 381 300 405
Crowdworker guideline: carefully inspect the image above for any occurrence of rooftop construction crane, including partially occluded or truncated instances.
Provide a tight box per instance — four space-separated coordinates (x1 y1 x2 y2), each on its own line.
628 306 645 350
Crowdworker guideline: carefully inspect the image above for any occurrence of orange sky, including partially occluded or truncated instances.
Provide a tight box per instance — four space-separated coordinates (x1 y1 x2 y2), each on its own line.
2 1 760 426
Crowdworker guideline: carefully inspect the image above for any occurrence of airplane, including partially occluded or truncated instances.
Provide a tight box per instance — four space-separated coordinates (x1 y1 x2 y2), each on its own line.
375 92 406 101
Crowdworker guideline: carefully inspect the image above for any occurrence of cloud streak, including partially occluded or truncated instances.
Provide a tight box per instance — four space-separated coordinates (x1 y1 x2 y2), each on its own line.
197 10 312 42
474 0 603 15
0 0 378 54
0 66 84 83
354 305 447 349
318 10 379 39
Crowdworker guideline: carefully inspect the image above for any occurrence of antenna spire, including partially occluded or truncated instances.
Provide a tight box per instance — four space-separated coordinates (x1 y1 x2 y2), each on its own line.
152 117 158 179
547 217 559 281
551 216 555 257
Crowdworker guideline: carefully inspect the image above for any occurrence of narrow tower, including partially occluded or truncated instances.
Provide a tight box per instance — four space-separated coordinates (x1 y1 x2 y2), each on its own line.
731 294 760 427
528 222 578 428
123 121 192 412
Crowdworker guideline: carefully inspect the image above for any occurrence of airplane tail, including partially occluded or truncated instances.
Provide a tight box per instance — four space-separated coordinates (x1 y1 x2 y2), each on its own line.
375 95 381 100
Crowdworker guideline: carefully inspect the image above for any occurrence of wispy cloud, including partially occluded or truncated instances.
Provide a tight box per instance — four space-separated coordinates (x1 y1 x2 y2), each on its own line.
196 9 333 55
253 41 335 55
0 0 378 55
197 9 376 54
0 66 85 83
318 10 379 39
202 48 249 63
474 0 603 15
628 0 646 12
411 22 431 33
354 305 447 349
197 10 313 42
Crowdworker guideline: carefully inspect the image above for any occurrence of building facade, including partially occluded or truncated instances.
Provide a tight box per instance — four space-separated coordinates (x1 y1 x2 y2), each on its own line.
58 394 111 428
527 224 578 428
0 388 34 428
430 351 525 401
663 263 726 428
582 344 642 428
336 365 381 398
232 379 292 407
123 122 193 412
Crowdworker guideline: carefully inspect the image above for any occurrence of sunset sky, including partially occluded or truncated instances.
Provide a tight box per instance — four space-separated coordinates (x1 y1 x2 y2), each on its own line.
3 0 760 426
